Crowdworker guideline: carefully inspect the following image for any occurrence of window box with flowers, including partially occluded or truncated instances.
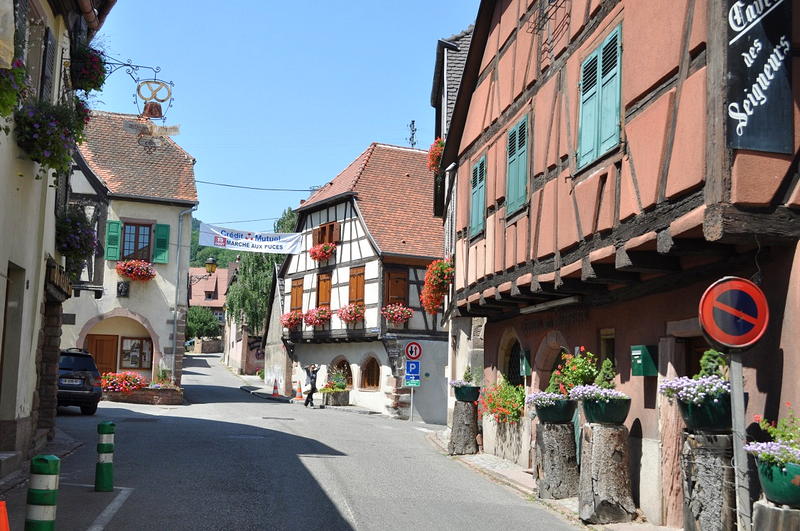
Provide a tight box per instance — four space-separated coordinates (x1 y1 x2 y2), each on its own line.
337 303 365 325
309 242 336 262
115 260 156 281
70 44 106 92
56 205 97 281
427 137 445 172
303 307 332 327
280 310 304 330
421 259 454 314
381 303 413 326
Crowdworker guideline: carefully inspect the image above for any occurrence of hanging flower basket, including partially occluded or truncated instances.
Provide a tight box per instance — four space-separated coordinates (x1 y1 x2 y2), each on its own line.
115 260 156 281
71 45 106 92
303 307 332 327
309 242 336 261
380 303 413 325
427 137 445 172
0 58 26 120
659 375 732 432
337 303 365 324
280 310 303 330
56 205 97 281
421 259 454 314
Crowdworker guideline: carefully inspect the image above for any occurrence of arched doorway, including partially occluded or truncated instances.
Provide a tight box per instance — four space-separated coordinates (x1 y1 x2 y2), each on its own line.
505 342 525 387
83 316 154 375
331 357 353 388
532 330 568 391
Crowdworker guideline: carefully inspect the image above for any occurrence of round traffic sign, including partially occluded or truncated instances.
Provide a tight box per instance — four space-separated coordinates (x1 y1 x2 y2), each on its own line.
405 342 422 360
699 276 769 349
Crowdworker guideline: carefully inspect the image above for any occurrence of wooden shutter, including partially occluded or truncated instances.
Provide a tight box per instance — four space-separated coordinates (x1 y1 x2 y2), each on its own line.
469 157 486 237
577 51 600 168
104 220 121 260
39 26 56 102
385 269 407 305
317 272 331 308
470 163 480 236
516 118 528 210
507 118 528 214
152 224 170 263
290 278 303 311
14 0 28 58
506 126 518 207
332 222 341 243
312 227 320 246
349 266 365 304
598 27 621 154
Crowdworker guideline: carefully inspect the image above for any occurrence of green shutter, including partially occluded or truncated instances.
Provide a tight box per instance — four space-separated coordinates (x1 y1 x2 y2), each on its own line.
598 27 621 155
470 157 487 237
507 117 528 214
516 118 528 211
577 51 600 169
477 156 486 233
506 126 518 211
104 220 121 261
152 224 170 263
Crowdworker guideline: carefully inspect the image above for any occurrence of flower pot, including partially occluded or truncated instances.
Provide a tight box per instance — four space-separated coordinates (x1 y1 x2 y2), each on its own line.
454 386 480 402
756 460 800 508
582 398 631 424
322 390 349 406
678 393 732 433
535 400 577 424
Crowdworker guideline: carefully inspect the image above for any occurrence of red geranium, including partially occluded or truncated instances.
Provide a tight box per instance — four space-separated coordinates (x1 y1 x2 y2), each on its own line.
309 242 336 261
427 137 445 172
115 260 156 281
280 310 303 330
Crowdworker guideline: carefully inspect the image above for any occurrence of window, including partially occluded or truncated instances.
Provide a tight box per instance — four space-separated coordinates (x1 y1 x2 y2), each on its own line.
205 291 215 300
122 223 152 260
332 358 353 388
361 357 380 390
469 156 486 237
313 222 340 245
120 337 153 369
290 278 304 311
506 117 528 215
577 25 621 169
384 269 407 306
505 342 525 387
600 328 616 366
349 266 365 304
317 272 332 308
104 221 170 263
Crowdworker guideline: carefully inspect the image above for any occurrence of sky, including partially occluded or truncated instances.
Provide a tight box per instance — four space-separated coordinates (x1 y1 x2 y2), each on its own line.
93 1 479 232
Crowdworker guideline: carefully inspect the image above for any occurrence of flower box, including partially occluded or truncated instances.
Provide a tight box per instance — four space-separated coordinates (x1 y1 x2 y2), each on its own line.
381 303 413 325
103 387 183 406
309 242 336 261
337 303 365 324
569 385 631 425
280 310 303 330
303 307 332 327
752 458 800 508
321 390 349 407
116 260 156 281
677 394 732 433
453 385 481 402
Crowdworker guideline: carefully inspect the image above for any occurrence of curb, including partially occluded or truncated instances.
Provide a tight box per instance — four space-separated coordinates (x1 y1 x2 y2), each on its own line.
239 385 292 403
0 428 83 496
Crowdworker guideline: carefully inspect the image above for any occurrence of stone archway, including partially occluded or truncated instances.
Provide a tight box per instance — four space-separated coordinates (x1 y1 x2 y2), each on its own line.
532 330 569 391
77 308 161 355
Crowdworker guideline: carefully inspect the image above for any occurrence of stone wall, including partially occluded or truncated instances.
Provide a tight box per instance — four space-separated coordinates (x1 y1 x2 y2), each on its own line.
482 415 532 468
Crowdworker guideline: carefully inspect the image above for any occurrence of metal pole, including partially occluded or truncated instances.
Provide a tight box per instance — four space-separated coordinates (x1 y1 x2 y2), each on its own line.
729 351 752 531
409 387 414 422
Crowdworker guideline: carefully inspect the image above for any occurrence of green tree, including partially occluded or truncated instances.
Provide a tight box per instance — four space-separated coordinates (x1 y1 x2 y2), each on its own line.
186 306 221 339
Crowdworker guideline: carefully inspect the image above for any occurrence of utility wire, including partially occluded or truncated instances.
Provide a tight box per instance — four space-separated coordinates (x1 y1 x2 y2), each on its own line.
209 217 279 224
196 179 316 192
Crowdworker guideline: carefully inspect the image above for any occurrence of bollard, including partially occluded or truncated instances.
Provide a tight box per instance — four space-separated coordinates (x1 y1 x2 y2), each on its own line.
25 454 60 531
95 421 115 492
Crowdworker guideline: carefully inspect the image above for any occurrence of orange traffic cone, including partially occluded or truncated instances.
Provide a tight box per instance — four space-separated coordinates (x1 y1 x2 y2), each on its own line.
272 379 280 397
0 500 9 531
295 381 303 400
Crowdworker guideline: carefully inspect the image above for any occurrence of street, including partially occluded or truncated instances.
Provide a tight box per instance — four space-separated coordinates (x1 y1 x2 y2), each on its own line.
4 353 577 530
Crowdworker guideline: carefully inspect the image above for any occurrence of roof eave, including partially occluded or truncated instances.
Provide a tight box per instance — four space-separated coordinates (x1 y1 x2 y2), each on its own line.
109 192 198 207
294 191 357 213
430 39 460 107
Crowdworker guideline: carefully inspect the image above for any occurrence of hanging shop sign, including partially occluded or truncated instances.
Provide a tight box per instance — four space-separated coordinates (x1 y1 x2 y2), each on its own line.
698 276 769 349
726 0 793 154
199 223 302 254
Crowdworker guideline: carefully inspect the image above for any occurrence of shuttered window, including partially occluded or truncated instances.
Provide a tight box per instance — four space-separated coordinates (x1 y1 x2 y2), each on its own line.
152 224 170 263
361 357 380 390
121 223 152 261
506 117 528 215
577 25 621 169
290 278 304 311
39 26 56 102
104 220 121 260
384 269 408 306
317 272 332 308
349 266 365 304
469 156 486 237
313 222 341 245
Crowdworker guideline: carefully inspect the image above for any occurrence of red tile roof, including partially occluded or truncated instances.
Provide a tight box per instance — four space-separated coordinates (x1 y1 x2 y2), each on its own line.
188 267 230 309
301 143 443 258
77 111 198 203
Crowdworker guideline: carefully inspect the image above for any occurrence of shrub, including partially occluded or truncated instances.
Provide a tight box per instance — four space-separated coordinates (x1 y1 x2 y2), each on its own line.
546 346 599 395
480 381 525 423
186 306 221 339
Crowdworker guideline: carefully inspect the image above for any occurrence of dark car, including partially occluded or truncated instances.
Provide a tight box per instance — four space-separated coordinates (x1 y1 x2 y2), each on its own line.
57 348 102 415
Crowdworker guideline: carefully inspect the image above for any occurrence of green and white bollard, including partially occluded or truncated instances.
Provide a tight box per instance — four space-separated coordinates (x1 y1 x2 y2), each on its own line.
25 454 60 531
95 421 115 492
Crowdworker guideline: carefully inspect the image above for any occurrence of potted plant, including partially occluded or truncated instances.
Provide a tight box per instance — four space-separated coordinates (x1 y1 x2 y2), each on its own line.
380 302 413 326
70 44 106 92
309 242 336 261
570 384 631 424
280 310 303 330
479 380 525 424
320 367 350 406
449 366 482 402
526 391 577 424
744 405 800 508
337 302 365 324
303 307 332 327
421 259 454 314
55 205 97 281
427 137 445 172
115 260 156 281
659 349 732 433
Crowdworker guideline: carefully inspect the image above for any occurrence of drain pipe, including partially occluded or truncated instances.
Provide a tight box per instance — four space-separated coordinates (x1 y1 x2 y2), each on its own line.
171 205 197 382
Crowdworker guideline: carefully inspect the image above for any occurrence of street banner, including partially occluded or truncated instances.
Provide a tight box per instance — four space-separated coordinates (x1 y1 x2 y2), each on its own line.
198 223 302 254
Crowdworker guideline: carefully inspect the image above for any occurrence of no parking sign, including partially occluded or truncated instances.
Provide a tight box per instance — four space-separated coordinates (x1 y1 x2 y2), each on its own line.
699 276 769 350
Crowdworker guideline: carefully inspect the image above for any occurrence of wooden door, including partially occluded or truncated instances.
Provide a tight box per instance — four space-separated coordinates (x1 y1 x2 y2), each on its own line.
86 334 118 374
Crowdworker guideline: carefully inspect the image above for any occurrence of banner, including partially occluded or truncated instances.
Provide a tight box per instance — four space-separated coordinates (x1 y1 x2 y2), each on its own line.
198 223 302 254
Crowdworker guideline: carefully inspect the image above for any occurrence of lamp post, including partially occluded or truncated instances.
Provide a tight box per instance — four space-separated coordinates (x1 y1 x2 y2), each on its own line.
189 257 218 285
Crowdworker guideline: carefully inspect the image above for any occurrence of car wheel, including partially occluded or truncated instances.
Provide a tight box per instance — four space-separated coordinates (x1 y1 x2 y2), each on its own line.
81 404 98 415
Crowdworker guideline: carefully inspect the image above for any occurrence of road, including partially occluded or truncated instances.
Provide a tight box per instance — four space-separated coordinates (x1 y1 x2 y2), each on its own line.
5 353 578 530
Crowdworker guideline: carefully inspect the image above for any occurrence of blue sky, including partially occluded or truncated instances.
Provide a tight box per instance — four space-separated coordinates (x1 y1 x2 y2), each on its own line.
94 1 479 231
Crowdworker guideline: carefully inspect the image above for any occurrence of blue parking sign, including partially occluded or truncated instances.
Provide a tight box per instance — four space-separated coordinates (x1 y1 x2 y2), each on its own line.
405 360 420 376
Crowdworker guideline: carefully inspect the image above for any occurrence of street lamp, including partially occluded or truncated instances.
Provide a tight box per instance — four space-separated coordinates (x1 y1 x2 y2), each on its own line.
189 257 218 285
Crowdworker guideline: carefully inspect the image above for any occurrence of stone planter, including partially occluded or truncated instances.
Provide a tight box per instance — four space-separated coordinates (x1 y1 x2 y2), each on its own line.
103 388 183 405
454 386 480 402
677 394 732 433
757 460 800 509
535 400 577 424
322 390 350 406
582 398 631 425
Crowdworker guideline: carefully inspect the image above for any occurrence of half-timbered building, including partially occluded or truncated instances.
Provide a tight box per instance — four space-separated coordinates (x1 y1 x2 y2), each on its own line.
437 0 800 525
267 143 447 421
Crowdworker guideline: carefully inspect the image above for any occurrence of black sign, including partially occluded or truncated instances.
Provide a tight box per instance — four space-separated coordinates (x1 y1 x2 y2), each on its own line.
726 0 793 154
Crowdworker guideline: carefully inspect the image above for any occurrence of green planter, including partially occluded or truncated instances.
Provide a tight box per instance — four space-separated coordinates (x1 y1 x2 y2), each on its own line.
757 460 800 508
582 398 631 425
535 400 577 424
454 386 480 402
678 394 731 433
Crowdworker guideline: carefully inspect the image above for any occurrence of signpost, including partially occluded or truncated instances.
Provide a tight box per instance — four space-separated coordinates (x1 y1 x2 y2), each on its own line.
405 342 423 360
699 276 771 531
404 359 421 422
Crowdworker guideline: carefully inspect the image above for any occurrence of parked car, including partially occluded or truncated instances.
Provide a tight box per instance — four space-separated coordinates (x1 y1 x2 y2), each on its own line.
57 348 102 415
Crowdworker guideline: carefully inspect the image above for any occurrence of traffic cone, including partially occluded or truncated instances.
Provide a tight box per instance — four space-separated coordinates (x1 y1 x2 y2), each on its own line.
295 381 303 400
272 379 280 397
0 500 9 531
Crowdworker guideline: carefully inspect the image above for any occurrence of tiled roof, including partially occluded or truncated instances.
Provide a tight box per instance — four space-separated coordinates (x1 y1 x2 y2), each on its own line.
188 267 230 309
77 111 198 203
444 28 473 134
300 143 443 258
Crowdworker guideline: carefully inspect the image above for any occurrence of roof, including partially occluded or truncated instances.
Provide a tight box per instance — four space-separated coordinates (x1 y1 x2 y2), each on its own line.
77 111 198 204
431 26 474 135
188 267 230 309
299 143 443 258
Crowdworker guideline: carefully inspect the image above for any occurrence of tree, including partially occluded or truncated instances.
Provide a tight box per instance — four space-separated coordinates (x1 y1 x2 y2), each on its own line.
186 306 221 339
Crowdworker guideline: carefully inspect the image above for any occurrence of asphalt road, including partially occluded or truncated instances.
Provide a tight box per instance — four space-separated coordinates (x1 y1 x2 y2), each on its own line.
9 353 579 530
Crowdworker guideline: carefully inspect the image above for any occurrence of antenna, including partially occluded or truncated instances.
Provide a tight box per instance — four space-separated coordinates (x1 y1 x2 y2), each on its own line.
407 120 417 148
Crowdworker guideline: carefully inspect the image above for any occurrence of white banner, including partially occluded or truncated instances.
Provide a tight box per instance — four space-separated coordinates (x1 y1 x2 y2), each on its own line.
198 223 302 254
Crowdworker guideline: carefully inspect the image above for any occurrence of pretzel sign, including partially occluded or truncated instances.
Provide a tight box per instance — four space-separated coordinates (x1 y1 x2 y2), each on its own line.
137 80 171 103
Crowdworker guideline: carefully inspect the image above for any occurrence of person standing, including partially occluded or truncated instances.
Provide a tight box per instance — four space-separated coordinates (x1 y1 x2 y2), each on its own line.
304 364 320 408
